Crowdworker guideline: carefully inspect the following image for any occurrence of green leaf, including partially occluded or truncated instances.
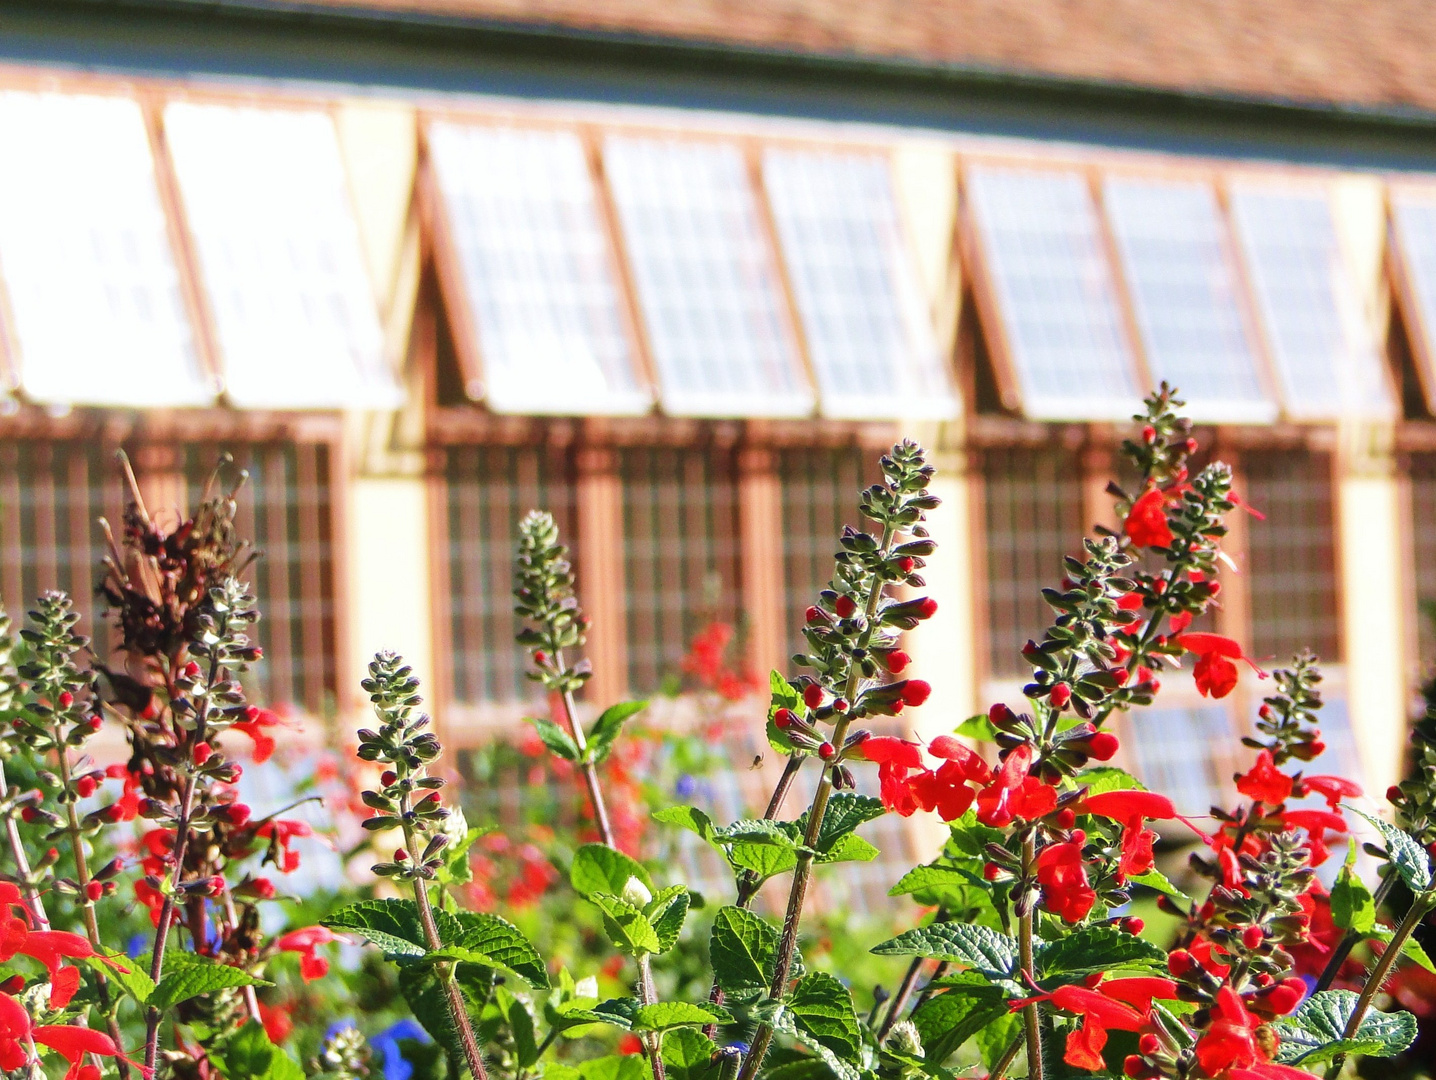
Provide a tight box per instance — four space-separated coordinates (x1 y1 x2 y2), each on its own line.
889 865 974 899
576 1056 649 1080
710 906 779 994
632 1002 734 1032
727 842 798 881
1348 805 1433 892
590 894 661 955
871 924 1019 982
509 996 541 1068
587 701 647 764
1127 869 1191 905
1271 989 1418 1064
527 717 580 761
436 813 490 886
645 885 691 953
661 1030 721 1080
1332 839 1376 933
910 972 1008 1066
1365 929 1436 973
1076 767 1147 796
712 819 800 848
150 954 269 1011
212 1021 306 1080
767 670 802 753
399 963 476 1071
1035 925 1167 981
570 844 653 897
946 812 1006 859
815 834 878 865
324 898 427 959
955 714 997 741
652 805 717 844
973 1010 1023 1070
81 954 155 1004
429 910 550 988
806 794 886 855
787 972 862 1066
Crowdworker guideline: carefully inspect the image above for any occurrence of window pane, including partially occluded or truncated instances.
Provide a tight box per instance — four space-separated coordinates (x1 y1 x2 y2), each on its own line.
965 165 1141 420
164 103 398 410
426 123 648 415
981 445 1086 677
1244 449 1340 663
603 136 813 417
1411 453 1436 664
1104 177 1274 422
1126 706 1233 815
442 445 578 706
1229 185 1391 419
1392 189 1436 410
621 447 742 693
762 148 956 419
0 93 208 408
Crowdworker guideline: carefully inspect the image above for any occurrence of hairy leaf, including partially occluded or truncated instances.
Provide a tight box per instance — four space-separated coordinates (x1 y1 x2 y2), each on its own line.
527 717 580 761
571 844 653 897
815 833 878 865
1077 767 1147 796
587 701 647 764
150 954 269 1011
652 805 717 844
871 923 1018 981
1035 925 1167 981
1127 868 1191 905
1331 841 1376 934
212 1021 305 1080
80 954 155 1004
632 1002 734 1032
590 894 661 955
661 1030 722 1080
429 909 549 988
910 972 1008 1066
710 906 780 994
1348 806 1433 892
1271 989 1418 1063
889 865 972 899
645 885 691 953
324 899 427 959
788 972 862 1066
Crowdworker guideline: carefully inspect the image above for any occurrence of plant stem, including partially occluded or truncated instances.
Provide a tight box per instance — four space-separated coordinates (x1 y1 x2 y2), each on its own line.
736 524 896 1080
988 1032 1025 1080
1019 834 1044 1080
1315 872 1399 992
1322 890 1434 1080
552 650 615 850
0 758 48 930
221 886 262 1021
144 772 197 1074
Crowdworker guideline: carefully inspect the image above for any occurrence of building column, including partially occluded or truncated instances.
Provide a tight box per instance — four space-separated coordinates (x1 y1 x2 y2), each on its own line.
738 444 786 680
575 444 628 709
1337 421 1407 796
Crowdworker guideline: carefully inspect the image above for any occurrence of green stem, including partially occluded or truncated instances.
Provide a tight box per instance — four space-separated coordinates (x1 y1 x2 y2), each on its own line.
988 1032 1025 1080
1019 835 1044 1080
1315 872 1399 992
0 758 47 929
1322 890 1434 1080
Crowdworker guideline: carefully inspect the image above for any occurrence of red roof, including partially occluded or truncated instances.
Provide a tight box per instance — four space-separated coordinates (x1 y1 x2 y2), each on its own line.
303 0 1436 115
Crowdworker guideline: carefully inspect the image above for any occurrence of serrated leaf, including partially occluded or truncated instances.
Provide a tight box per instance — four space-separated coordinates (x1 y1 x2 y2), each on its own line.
645 885 690 953
767 670 802 754
806 794 886 855
399 963 474 1071
889 865 973 898
710 906 779 994
871 923 1018 981
955 714 997 741
212 1021 306 1080
1365 929 1436 973
150 955 269 1011
429 910 549 988
570 844 653 897
80 954 155 1004
1127 869 1191 905
527 717 580 761
910 972 1008 1066
1271 989 1418 1063
324 899 427 959
946 812 1006 859
1348 805 1433 891
661 1030 721 1080
1077 767 1147 796
1332 840 1376 933
816 833 879 865
727 841 799 880
632 1002 734 1032
788 972 862 1067
1035 925 1167 981
591 894 661 955
587 701 647 764
576 1056 649 1080
973 1010 1023 1070
653 805 717 844
713 819 800 848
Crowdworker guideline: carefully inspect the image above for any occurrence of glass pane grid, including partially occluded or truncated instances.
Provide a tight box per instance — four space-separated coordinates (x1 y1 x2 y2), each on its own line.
1243 450 1340 665
443 446 578 706
762 148 954 419
1103 177 1272 420
981 446 1086 677
621 447 742 694
0 92 208 408
426 123 647 415
1126 705 1233 815
164 103 397 410
778 448 875 667
1393 191 1436 403
966 165 1140 419
603 136 812 417
1229 185 1390 419
1410 453 1436 664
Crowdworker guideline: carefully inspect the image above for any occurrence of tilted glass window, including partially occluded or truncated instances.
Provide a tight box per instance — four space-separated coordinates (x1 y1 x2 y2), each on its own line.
1103 176 1274 422
1389 188 1436 413
425 123 649 415
603 135 813 418
1228 184 1391 419
0 92 209 408
965 164 1141 420
164 102 399 410
762 148 956 419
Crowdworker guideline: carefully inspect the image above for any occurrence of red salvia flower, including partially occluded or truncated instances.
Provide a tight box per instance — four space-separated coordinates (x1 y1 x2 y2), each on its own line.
1194 985 1263 1073
1124 488 1174 549
276 925 339 981
856 737 925 816
1034 835 1097 923
1235 750 1294 805
0 991 30 1071
1296 774 1362 808
1177 632 1265 699
1011 978 1177 1070
33 1024 145 1080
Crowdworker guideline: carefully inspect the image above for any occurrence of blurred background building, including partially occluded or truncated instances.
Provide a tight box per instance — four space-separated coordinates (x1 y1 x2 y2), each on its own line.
0 0 1433 872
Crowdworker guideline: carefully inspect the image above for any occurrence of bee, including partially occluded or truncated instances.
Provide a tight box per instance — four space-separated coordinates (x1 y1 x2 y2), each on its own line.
749 754 764 770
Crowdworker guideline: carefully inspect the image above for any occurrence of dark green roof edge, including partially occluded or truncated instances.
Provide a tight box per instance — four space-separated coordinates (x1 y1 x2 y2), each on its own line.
82 0 1436 133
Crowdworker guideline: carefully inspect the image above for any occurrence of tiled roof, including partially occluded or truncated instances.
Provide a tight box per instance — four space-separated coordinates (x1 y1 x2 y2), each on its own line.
296 0 1436 116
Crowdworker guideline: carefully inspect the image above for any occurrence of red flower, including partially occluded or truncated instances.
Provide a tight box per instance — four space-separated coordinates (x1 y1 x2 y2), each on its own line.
857 737 926 816
33 1025 143 1080
617 1034 644 1056
1178 633 1264 699
1124 488 1174 550
234 707 289 763
1296 774 1362 808
1035 836 1097 923
975 744 1043 827
102 765 143 823
260 1002 294 1044
134 880 165 926
1194 986 1262 1073
257 819 313 873
1013 979 1176 1070
1236 751 1293 806
276 926 338 981
0 991 31 1071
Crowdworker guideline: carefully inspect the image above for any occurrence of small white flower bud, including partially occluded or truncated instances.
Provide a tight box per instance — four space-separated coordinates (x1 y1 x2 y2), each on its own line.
573 976 599 1000
621 876 653 908
887 1021 924 1059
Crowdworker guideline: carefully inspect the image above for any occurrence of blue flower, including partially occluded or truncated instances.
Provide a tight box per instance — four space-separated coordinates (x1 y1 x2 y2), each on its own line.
372 1019 431 1080
675 774 698 799
126 934 148 959
326 1020 359 1042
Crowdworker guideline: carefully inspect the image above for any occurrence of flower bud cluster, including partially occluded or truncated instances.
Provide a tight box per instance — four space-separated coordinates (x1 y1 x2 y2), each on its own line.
514 510 592 696
1391 665 1436 846
358 652 450 880
1242 652 1326 766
